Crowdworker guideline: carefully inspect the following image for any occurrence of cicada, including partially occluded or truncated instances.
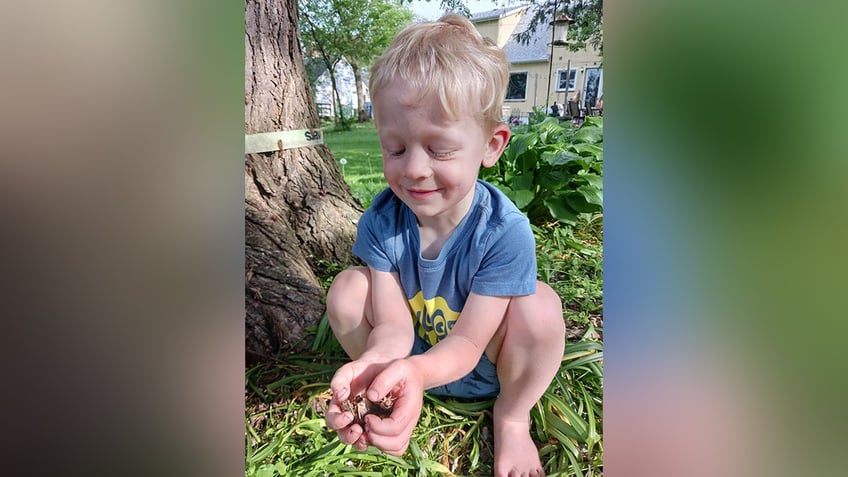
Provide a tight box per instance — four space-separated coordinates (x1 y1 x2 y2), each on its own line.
340 392 397 426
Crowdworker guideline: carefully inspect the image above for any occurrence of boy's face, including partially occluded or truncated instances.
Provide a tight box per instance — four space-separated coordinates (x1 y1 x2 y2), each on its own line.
373 80 509 228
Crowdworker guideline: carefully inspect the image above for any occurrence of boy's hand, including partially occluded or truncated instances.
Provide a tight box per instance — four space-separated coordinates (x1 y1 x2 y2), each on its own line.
360 358 425 456
326 358 390 451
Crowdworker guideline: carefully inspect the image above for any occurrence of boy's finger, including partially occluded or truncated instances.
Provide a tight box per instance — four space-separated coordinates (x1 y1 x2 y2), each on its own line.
325 409 354 430
329 366 354 401
338 422 363 445
365 363 405 402
364 412 412 436
352 432 369 451
363 430 409 456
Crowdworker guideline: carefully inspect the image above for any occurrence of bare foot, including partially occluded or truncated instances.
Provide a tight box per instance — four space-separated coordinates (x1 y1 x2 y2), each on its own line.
493 413 544 477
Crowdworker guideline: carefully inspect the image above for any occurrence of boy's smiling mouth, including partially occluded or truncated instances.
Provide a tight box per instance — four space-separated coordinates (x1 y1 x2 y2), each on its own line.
406 188 439 200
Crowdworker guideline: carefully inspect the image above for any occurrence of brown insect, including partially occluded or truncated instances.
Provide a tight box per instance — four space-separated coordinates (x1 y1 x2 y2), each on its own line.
341 392 397 426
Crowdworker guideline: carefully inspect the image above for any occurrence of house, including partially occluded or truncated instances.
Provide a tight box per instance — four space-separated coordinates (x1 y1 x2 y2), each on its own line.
471 5 603 122
310 57 370 120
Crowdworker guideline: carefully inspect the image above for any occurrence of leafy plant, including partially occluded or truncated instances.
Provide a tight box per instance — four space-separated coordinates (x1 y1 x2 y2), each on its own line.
246 316 603 477
527 105 549 126
533 217 603 326
481 116 603 226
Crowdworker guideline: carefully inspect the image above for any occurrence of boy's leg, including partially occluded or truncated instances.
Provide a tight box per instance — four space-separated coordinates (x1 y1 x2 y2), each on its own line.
325 266 373 359
485 282 565 477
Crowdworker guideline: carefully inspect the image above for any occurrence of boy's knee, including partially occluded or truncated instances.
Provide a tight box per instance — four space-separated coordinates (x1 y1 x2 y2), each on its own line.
509 282 565 341
326 267 370 323
536 282 564 321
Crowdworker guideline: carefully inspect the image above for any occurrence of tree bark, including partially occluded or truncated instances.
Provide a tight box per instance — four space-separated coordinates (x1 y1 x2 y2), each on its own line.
245 0 362 362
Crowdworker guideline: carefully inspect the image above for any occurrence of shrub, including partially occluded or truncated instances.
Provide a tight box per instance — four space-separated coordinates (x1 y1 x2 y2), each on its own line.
481 116 603 226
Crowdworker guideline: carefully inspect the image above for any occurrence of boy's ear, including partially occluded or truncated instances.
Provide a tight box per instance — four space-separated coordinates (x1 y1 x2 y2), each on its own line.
482 123 511 168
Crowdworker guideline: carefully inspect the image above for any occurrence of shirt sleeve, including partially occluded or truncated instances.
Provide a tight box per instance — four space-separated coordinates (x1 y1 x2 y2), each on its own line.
470 213 537 297
351 196 397 273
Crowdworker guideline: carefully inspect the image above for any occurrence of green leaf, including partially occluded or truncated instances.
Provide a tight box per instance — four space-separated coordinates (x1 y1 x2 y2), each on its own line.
248 442 277 464
493 183 513 198
570 143 604 159
508 173 534 192
514 148 538 174
542 150 581 166
536 118 564 142
576 171 603 189
538 170 568 191
256 464 275 477
508 189 535 209
577 184 603 207
546 394 589 438
566 191 602 213
544 197 578 224
572 125 603 144
423 460 452 473
508 132 535 160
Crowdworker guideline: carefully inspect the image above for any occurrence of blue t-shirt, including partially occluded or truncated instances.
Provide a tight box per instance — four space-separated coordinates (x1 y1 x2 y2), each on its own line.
352 180 537 347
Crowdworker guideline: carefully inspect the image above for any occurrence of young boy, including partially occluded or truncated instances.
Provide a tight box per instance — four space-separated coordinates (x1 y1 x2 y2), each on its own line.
324 14 565 477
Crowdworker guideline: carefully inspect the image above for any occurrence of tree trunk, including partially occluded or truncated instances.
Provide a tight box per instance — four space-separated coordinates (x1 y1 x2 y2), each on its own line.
351 61 369 122
244 0 363 363
329 59 346 127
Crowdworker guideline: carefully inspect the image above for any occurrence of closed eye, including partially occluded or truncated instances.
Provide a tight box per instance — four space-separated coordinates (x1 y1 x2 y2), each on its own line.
387 148 405 157
429 149 454 159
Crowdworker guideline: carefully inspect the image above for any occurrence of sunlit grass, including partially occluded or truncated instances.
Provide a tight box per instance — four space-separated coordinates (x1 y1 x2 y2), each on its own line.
246 318 603 476
324 121 387 208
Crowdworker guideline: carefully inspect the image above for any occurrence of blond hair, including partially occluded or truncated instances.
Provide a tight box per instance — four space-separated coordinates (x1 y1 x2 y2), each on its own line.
369 14 508 131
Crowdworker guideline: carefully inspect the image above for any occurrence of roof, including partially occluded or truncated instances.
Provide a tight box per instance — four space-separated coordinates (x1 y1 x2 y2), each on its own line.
501 8 551 64
469 5 527 22
471 4 552 64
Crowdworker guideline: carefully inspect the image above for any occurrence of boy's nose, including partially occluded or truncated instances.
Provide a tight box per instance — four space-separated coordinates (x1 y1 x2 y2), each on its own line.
403 148 432 180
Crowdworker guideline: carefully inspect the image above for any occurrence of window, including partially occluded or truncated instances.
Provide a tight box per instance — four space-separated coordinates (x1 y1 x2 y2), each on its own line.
556 68 577 92
506 72 527 100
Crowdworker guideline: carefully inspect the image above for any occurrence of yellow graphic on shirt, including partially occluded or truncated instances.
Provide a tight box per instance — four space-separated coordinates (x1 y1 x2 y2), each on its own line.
408 291 460 346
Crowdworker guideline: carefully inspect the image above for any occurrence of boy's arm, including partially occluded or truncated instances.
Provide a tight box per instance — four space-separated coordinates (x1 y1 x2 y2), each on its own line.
327 267 413 424
359 267 415 363
362 291 509 454
404 291 510 389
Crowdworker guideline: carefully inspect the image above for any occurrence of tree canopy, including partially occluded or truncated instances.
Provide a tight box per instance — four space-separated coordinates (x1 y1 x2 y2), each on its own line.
299 0 413 74
512 0 603 53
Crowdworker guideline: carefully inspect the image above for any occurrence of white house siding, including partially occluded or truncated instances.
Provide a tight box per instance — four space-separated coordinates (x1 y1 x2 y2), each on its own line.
472 6 602 120
313 58 370 119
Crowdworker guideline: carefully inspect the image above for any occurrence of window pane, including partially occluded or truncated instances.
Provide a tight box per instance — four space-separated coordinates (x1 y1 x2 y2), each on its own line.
507 72 527 100
556 69 576 92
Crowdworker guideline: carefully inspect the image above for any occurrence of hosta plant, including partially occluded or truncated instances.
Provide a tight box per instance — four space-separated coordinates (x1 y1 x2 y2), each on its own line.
482 115 603 225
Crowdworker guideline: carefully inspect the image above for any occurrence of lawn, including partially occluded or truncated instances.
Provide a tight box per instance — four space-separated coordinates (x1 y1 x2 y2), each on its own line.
323 121 387 208
246 119 604 477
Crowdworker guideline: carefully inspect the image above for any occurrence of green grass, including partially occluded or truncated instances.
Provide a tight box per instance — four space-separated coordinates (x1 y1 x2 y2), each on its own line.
534 217 604 335
246 324 603 476
246 120 604 477
323 121 387 208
